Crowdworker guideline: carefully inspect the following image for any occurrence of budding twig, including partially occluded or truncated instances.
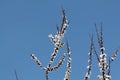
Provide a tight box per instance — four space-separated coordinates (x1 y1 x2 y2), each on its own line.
95 24 106 80
111 48 119 62
31 54 47 71
47 9 69 68
95 23 105 52
31 8 69 80
64 40 72 80
84 34 93 80
47 53 66 72
107 57 111 80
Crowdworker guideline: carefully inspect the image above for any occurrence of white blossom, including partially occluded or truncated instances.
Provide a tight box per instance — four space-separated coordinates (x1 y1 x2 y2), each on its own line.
100 47 105 51
64 71 71 80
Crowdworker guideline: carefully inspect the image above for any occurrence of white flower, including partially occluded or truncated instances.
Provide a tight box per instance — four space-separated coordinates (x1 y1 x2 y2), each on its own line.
48 34 53 38
100 54 103 58
85 73 90 79
106 75 111 79
103 53 107 57
88 52 90 55
64 23 68 27
57 34 62 40
64 71 71 80
111 57 114 61
87 65 90 69
100 47 105 51
31 54 34 56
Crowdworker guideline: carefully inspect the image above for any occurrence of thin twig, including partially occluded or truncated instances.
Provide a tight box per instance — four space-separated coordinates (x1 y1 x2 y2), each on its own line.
95 24 106 80
84 34 93 80
95 23 105 52
31 54 47 71
14 70 19 80
47 53 66 72
107 57 111 78
93 42 100 62
111 48 119 62
45 71 49 80
64 40 72 80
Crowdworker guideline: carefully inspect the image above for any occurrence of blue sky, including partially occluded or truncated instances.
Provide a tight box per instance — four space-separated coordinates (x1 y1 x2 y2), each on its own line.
0 0 120 80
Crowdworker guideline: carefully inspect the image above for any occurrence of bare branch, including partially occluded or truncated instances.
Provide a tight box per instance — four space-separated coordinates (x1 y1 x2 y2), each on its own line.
45 71 49 80
66 40 71 55
14 70 19 80
95 23 105 52
93 42 100 62
56 24 60 34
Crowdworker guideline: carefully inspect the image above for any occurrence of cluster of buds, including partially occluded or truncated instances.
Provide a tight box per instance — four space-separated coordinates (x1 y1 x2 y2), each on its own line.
97 75 111 80
31 54 47 71
31 9 71 80
47 9 69 68
86 25 115 80
48 34 64 48
48 9 69 48
84 64 92 80
97 52 112 80
95 25 119 80
95 25 111 80
99 52 107 72
64 57 72 80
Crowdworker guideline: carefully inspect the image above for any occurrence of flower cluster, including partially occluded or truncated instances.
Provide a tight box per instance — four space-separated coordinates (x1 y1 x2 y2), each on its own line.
64 57 72 80
48 9 69 48
31 9 70 80
30 10 120 80
98 52 112 80
94 25 119 80
99 52 107 72
97 75 111 80
83 25 120 80
47 9 69 68
95 25 111 80
64 41 72 80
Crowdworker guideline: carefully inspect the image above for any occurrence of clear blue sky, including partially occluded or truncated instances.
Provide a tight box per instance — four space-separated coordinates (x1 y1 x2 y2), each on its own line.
0 0 120 80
